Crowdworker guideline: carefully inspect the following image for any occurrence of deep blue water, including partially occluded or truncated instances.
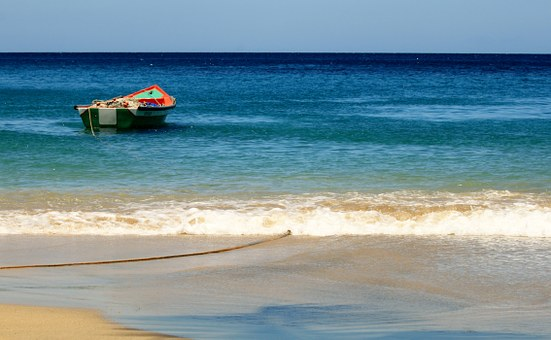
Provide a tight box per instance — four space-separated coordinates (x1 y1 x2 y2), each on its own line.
1 53 551 236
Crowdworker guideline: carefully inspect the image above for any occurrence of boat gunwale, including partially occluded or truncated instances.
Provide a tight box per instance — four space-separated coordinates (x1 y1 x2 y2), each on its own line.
74 98 176 114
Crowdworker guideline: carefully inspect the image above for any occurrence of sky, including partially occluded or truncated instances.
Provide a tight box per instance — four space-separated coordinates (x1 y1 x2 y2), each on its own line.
1 0 550 53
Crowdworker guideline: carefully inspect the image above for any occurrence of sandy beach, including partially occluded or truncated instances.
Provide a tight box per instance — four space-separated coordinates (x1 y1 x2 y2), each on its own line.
1 234 551 338
0 304 175 339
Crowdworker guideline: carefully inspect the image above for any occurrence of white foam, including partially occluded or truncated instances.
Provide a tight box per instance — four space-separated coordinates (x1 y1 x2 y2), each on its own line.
1 191 550 237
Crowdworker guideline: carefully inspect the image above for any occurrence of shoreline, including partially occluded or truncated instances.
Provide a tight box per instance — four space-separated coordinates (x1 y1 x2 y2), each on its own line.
0 304 178 339
1 234 550 337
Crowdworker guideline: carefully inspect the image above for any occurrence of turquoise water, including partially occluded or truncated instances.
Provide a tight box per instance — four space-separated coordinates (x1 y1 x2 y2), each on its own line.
1 53 551 236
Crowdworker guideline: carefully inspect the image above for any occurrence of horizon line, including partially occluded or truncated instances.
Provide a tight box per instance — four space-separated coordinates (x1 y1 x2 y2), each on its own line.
1 51 551 55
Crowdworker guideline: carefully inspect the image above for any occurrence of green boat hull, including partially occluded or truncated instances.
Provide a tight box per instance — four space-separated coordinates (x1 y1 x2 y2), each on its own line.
78 107 169 129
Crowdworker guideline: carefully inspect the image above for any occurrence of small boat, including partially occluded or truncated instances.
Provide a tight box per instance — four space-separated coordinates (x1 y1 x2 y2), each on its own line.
74 85 176 129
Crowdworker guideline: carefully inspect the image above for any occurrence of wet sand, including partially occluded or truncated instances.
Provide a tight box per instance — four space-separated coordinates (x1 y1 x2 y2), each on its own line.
1 234 551 338
0 304 175 339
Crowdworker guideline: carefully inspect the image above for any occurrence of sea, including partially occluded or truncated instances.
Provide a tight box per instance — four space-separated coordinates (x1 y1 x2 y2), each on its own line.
1 53 551 338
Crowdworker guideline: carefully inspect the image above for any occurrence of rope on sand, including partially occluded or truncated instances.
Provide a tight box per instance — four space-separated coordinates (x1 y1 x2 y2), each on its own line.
0 230 291 270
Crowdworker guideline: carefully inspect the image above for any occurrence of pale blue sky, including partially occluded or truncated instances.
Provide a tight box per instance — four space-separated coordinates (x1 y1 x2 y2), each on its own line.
1 0 550 53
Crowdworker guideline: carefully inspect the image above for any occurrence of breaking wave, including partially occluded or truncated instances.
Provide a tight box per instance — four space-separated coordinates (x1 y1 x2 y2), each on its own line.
1 191 550 237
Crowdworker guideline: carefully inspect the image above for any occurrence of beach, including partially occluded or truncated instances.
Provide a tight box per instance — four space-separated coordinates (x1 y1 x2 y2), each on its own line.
0 304 174 339
2 234 551 338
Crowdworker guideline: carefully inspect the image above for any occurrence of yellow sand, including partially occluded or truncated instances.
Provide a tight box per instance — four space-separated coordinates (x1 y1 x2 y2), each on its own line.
0 304 177 339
